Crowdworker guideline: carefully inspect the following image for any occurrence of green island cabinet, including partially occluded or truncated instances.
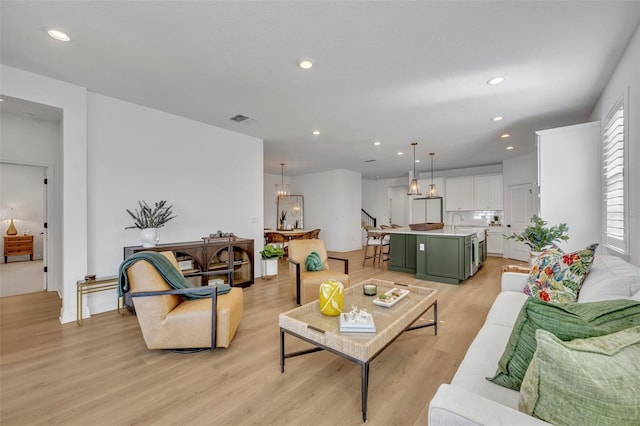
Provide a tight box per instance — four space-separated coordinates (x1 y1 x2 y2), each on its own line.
389 233 417 274
416 234 471 284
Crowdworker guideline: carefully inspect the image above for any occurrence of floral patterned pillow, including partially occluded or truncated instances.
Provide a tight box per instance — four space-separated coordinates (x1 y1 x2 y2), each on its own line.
524 243 599 303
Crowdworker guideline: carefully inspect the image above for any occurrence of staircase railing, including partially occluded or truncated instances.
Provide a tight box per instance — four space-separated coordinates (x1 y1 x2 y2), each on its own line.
361 209 377 228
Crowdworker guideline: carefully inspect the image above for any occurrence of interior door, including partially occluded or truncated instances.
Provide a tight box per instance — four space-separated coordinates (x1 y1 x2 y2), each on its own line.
505 183 534 261
388 186 408 226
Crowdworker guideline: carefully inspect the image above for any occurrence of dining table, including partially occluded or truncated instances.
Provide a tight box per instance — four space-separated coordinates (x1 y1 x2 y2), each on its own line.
263 229 310 241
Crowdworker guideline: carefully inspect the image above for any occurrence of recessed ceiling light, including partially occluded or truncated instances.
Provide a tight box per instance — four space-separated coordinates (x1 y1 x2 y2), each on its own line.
397 151 404 156
47 29 71 42
297 58 313 70
415 159 420 163
506 145 515 150
487 76 505 85
373 141 381 146
492 116 504 122
501 133 511 138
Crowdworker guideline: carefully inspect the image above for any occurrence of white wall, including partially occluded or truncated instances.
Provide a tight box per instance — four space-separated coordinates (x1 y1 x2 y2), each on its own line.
87 93 264 315
590 25 640 266
263 172 291 230
361 177 407 228
1 64 87 324
537 122 601 253
294 169 361 252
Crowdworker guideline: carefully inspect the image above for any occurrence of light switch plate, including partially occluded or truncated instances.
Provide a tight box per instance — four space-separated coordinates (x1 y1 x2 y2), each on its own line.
419 243 425 251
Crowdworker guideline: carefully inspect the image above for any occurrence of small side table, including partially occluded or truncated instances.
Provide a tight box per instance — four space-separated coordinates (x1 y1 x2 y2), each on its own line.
76 276 123 325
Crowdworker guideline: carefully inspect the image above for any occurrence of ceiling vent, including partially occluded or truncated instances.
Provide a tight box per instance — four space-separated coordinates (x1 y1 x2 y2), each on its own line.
229 114 255 124
365 159 376 163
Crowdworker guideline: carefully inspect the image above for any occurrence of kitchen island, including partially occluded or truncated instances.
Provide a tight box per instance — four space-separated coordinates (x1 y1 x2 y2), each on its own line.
385 227 487 284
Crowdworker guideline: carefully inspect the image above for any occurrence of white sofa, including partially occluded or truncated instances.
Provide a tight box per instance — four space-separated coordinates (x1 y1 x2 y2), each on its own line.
428 254 640 425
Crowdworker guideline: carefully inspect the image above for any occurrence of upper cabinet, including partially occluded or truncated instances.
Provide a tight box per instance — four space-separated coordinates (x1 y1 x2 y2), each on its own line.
446 174 503 211
474 175 503 210
446 177 475 210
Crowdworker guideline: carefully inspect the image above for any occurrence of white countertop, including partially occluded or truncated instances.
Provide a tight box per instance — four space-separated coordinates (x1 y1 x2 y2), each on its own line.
383 226 487 237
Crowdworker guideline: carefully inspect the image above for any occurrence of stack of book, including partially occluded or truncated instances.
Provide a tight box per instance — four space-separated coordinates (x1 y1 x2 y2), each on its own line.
339 309 376 333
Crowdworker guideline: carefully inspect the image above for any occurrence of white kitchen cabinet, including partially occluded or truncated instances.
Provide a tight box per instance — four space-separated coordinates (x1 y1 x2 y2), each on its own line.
474 176 490 209
487 226 504 255
474 175 503 210
489 175 503 210
447 175 503 211
446 177 474 211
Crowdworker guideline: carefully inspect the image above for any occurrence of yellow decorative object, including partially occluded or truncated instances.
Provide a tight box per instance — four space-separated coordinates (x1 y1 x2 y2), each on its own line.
6 219 18 236
319 279 344 316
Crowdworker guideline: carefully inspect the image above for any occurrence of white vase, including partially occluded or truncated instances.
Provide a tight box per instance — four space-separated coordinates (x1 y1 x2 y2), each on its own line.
529 250 542 266
140 228 159 247
262 258 279 279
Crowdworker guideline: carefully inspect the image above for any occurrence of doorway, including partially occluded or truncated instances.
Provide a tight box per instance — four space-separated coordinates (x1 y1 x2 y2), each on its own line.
504 182 535 262
388 186 408 226
0 163 47 297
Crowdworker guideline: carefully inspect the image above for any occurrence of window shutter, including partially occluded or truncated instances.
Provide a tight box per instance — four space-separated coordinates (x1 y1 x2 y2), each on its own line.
602 99 627 253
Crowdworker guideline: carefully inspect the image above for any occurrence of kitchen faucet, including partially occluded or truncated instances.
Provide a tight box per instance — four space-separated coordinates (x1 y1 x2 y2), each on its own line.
451 213 463 233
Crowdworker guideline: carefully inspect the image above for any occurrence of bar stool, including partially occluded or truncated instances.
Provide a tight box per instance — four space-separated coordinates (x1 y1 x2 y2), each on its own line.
363 229 389 268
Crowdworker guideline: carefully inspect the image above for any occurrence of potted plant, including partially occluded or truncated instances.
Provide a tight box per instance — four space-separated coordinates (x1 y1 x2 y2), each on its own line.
504 215 569 264
279 210 287 230
260 244 285 278
125 200 176 247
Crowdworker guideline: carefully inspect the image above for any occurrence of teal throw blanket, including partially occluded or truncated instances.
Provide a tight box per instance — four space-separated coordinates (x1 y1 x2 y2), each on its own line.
118 251 231 300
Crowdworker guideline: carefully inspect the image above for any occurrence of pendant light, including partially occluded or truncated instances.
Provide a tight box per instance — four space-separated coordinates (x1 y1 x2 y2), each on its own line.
275 163 290 199
427 152 439 198
407 142 422 196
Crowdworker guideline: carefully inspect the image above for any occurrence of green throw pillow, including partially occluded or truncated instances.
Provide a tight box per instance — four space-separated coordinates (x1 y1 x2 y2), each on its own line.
519 327 640 425
305 251 324 271
488 297 640 390
524 243 598 303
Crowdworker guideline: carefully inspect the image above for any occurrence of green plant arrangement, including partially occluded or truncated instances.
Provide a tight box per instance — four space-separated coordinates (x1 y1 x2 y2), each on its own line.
260 244 285 259
504 215 569 252
279 210 287 227
125 200 176 229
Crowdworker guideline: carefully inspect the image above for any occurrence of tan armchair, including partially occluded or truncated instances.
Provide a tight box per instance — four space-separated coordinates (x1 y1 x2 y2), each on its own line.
287 239 350 305
124 251 243 350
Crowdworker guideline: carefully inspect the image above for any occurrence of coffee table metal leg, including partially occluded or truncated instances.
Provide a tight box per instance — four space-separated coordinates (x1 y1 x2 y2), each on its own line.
434 301 438 335
361 361 370 422
280 329 285 373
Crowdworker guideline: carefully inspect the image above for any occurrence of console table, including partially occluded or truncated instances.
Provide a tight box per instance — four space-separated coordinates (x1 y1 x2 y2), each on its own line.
4 235 34 262
124 238 255 288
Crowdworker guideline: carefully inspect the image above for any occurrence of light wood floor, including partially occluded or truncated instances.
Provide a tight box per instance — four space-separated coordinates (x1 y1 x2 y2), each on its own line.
0 250 522 426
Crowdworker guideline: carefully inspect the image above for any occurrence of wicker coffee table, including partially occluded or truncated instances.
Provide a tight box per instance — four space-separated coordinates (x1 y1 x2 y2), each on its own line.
279 279 438 421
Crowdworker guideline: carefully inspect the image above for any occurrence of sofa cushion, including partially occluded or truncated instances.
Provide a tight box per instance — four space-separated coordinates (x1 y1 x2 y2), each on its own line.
485 291 529 328
578 255 640 302
519 327 640 425
523 244 598 303
488 297 640 390
451 324 521 409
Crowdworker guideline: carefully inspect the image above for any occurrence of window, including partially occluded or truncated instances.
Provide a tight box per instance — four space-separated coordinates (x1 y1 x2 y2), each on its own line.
602 98 627 254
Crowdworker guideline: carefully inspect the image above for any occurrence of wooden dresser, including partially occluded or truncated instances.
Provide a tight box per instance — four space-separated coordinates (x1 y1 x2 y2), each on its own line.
124 238 255 288
4 235 34 262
